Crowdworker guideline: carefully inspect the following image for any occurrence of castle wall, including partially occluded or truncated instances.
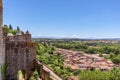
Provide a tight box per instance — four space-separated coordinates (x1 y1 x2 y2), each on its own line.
5 34 36 80
35 61 50 80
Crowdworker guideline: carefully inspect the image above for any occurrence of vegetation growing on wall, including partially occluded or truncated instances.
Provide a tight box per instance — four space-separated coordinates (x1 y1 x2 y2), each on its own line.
30 70 39 80
17 70 24 80
1 63 5 80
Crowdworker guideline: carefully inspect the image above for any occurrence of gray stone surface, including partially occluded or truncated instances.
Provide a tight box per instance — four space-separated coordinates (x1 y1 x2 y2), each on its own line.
0 0 3 80
5 33 36 80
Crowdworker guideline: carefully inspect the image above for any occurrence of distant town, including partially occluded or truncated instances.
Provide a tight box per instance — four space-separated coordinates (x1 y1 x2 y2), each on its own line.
55 48 115 70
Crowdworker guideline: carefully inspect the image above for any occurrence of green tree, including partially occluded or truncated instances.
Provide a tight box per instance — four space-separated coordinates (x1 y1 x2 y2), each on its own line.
9 24 13 30
17 26 20 31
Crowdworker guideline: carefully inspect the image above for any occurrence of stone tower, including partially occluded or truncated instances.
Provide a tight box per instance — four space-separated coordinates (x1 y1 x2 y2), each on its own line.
0 0 4 80
5 32 36 80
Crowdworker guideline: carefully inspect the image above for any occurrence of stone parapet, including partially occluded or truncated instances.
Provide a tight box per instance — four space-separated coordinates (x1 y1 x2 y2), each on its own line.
5 32 36 80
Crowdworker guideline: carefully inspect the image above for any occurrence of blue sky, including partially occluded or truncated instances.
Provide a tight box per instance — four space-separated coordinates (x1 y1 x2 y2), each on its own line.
3 0 120 38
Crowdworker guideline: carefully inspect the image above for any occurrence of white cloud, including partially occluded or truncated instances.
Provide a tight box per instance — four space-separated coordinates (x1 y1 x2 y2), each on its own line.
72 34 79 38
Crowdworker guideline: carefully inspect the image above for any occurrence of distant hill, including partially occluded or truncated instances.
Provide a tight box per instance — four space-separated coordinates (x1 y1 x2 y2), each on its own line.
32 37 120 41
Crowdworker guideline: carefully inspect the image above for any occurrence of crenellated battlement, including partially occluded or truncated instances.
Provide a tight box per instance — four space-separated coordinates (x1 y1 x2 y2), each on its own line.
6 30 31 42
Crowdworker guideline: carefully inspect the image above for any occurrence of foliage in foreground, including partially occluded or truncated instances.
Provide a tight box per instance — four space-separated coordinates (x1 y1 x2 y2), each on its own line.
79 68 120 80
1 63 5 80
36 42 80 79
17 70 24 80
30 70 39 80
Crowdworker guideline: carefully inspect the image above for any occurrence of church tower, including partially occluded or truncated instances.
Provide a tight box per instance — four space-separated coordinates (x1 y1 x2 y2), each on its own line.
0 0 4 80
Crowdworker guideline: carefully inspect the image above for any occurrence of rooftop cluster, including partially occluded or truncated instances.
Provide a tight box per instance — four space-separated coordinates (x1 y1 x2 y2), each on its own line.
55 48 115 70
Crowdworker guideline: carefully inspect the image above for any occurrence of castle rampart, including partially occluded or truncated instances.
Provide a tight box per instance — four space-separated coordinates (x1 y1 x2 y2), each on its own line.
5 31 36 80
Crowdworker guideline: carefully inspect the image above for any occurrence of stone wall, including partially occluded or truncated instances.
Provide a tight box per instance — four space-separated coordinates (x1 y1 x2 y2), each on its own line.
5 32 36 80
35 61 51 80
0 0 4 80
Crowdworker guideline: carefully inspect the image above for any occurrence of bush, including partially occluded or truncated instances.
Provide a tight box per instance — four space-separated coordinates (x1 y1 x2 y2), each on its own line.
112 55 120 64
1 63 5 80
